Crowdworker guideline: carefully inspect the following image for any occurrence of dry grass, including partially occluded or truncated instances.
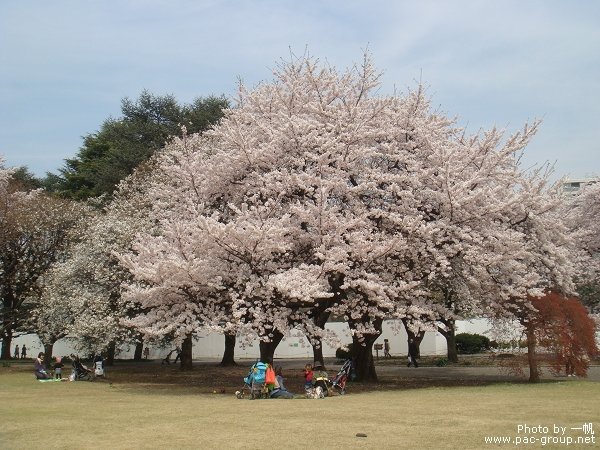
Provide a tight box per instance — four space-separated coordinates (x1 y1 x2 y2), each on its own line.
1 360 599 449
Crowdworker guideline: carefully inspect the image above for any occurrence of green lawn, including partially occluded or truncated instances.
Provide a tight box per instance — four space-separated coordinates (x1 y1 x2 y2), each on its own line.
1 371 598 449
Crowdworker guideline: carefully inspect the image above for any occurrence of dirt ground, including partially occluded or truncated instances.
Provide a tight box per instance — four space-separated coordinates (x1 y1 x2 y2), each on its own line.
4 354 597 395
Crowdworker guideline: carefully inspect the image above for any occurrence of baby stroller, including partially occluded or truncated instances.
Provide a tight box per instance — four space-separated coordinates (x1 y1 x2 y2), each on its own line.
71 357 93 381
330 359 353 395
308 362 332 398
93 355 105 378
236 362 270 399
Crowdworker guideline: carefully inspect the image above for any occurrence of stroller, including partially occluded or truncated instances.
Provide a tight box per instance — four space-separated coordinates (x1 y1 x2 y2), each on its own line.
93 355 105 378
307 360 353 398
71 357 93 381
307 362 332 398
330 359 353 395
236 362 270 399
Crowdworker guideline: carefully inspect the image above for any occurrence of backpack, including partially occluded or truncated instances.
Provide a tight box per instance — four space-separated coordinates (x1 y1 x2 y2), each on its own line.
265 366 276 385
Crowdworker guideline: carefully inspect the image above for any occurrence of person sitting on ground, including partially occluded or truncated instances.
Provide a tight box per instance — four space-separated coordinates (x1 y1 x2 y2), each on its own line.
270 366 294 399
34 352 51 380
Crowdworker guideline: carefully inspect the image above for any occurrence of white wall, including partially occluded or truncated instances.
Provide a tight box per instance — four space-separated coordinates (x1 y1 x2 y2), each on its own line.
5 319 494 360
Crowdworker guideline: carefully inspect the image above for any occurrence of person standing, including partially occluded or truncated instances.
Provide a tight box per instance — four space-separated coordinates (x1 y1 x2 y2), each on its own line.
173 347 182 364
162 349 174 365
21 345 27 359
384 339 391 358
54 356 64 379
14 345 19 359
143 347 149 359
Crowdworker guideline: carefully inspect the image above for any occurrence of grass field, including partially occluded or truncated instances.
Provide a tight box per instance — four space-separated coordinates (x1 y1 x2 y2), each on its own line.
1 363 599 450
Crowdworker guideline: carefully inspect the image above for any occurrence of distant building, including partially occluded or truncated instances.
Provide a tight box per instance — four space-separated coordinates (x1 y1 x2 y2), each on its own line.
562 177 598 196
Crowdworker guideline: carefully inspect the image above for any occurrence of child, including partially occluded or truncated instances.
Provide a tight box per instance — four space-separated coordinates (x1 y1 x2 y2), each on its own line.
303 363 314 391
54 356 64 379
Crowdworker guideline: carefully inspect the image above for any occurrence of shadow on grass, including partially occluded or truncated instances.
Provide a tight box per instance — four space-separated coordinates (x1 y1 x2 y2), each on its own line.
1 357 585 398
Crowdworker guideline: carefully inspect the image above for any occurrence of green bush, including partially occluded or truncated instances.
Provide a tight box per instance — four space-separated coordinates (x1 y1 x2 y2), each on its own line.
455 333 490 354
434 358 448 367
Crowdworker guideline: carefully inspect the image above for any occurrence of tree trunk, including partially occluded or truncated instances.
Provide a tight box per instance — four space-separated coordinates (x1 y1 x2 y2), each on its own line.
220 332 237 366
180 333 193 371
403 319 425 359
133 341 143 361
347 316 382 383
310 304 331 368
259 330 284 365
351 333 380 382
1 328 13 360
526 326 539 383
43 342 55 363
438 319 458 363
105 341 116 366
312 339 325 368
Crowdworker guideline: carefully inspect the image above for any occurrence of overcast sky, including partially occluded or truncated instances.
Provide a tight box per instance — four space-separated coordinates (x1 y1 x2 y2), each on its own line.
1 0 598 180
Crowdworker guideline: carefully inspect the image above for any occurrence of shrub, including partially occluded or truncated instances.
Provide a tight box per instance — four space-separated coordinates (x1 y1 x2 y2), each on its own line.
434 358 448 367
455 333 490 354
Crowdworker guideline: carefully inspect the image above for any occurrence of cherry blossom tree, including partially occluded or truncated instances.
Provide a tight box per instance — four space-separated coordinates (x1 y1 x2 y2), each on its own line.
33 164 156 364
0 158 88 359
120 53 578 381
568 181 600 315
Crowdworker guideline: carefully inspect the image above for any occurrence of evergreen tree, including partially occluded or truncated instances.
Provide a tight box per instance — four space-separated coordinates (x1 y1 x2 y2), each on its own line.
47 91 228 199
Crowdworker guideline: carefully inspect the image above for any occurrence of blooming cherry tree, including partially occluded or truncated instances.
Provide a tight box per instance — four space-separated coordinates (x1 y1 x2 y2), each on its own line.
120 53 578 380
1 157 88 359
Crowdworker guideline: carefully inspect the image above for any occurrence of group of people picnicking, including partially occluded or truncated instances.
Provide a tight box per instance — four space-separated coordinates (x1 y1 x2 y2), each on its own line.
33 352 105 381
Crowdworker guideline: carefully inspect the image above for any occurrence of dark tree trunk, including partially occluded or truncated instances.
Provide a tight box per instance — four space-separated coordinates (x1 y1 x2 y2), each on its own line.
43 342 55 363
312 340 325 368
105 341 116 366
180 334 193 371
412 333 425 359
1 327 14 360
438 319 458 363
220 332 237 366
259 330 284 365
348 317 382 383
402 319 425 363
133 341 143 361
526 326 539 383
351 332 380 382
310 306 330 369
327 274 381 381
